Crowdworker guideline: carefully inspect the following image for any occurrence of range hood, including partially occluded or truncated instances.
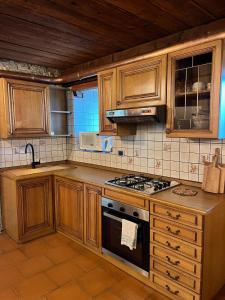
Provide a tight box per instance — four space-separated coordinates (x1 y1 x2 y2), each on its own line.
106 105 166 124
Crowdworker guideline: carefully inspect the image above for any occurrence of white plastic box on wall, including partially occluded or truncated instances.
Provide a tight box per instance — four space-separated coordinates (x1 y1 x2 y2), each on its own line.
79 132 112 152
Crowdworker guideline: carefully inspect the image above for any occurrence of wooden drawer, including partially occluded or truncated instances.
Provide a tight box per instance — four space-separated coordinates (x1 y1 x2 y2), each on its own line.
150 244 201 278
104 188 149 209
150 202 203 229
150 216 203 246
151 230 202 262
150 257 201 293
151 272 200 300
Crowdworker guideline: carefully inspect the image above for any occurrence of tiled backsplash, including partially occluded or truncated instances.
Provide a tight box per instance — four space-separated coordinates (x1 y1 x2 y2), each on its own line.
0 137 67 168
67 122 225 183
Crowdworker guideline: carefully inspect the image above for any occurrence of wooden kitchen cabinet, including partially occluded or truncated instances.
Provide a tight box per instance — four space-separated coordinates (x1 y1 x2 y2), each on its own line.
116 55 167 108
84 184 102 251
98 68 136 136
0 78 50 138
166 40 223 138
2 175 54 242
55 177 84 242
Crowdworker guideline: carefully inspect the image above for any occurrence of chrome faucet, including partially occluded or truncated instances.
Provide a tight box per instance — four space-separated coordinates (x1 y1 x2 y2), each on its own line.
25 143 40 169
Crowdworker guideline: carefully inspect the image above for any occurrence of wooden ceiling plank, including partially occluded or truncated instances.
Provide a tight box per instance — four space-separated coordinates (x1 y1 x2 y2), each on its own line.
0 41 81 65
4 0 145 48
0 48 69 69
0 14 116 57
0 3 125 52
192 0 225 18
103 0 189 33
149 0 215 26
55 0 169 39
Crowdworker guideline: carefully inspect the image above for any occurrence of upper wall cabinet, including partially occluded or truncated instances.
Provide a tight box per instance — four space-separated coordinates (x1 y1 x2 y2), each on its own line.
166 40 223 138
98 68 136 136
98 68 117 135
0 78 50 138
116 55 167 108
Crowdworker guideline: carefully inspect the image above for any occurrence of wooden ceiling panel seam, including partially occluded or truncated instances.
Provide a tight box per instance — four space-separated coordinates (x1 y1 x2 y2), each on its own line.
4 0 146 48
0 5 126 52
0 14 118 56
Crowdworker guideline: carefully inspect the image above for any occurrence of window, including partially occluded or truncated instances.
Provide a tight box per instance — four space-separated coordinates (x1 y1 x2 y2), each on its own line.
74 88 99 135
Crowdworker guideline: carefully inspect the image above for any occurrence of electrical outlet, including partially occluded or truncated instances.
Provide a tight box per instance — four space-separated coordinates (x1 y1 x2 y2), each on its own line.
118 150 124 156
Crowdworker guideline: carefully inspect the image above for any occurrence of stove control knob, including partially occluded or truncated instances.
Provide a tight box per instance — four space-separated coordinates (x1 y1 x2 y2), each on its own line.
154 186 159 191
133 211 139 218
108 203 113 208
120 207 125 212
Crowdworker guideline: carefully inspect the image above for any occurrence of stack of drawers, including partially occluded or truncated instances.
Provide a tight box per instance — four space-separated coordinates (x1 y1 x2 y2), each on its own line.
150 202 203 300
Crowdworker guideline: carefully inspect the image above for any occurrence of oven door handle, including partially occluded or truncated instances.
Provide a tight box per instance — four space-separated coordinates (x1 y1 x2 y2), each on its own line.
103 212 140 228
103 212 123 223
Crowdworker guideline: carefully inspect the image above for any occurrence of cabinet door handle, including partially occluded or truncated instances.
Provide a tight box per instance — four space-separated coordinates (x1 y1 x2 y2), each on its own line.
166 241 180 251
166 255 180 266
166 211 181 220
165 285 179 296
116 101 121 106
166 226 180 236
166 271 180 281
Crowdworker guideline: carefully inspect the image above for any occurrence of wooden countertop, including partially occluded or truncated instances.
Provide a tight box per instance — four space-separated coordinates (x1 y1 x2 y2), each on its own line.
54 166 225 214
2 163 225 214
1 164 72 179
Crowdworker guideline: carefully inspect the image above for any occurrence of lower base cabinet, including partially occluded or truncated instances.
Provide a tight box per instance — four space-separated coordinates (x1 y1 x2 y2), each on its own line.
2 175 54 242
54 177 102 251
55 177 84 242
84 184 101 251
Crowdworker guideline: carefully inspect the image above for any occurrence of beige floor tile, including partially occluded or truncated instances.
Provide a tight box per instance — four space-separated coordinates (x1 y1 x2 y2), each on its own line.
0 249 27 268
45 245 76 264
0 265 24 292
15 273 57 300
45 258 85 286
17 255 53 277
45 281 91 300
77 266 117 296
0 288 20 300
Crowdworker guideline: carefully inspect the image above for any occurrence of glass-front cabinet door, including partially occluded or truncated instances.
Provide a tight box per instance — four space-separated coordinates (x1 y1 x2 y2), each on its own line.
166 40 222 138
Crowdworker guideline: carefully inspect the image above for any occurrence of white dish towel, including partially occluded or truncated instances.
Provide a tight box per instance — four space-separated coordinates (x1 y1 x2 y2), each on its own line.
121 219 138 251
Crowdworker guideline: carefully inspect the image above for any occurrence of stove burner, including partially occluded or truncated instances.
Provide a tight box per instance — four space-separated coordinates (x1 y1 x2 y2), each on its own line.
106 175 179 195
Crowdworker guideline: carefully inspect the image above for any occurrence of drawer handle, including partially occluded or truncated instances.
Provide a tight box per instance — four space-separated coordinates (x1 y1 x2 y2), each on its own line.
165 284 179 296
166 241 180 251
166 270 180 281
166 255 180 266
166 226 180 236
167 211 181 220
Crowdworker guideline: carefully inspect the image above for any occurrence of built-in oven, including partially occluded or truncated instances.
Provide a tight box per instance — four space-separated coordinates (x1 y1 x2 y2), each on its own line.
101 197 149 277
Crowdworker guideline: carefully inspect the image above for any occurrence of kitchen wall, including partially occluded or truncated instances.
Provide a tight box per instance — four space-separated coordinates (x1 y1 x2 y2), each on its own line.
0 137 67 168
67 94 225 183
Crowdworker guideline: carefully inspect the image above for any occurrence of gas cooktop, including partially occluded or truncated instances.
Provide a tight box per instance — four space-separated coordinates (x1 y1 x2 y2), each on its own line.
105 174 179 195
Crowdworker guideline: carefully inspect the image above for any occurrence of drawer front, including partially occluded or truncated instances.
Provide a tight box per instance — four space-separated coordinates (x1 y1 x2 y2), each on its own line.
151 230 202 262
150 244 201 278
150 257 201 293
151 272 200 300
150 216 203 246
104 188 149 209
150 202 203 229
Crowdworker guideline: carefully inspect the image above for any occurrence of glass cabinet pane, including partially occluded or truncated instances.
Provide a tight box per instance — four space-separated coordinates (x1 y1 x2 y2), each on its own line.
173 51 212 131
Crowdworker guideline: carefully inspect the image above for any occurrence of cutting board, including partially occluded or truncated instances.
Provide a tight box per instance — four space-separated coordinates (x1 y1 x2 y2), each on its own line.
204 154 220 193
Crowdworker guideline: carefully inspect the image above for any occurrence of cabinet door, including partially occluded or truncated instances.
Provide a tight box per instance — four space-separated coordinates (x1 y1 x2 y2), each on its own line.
55 177 84 242
98 68 117 135
84 184 101 251
116 55 167 108
166 40 222 138
7 79 49 137
17 176 54 242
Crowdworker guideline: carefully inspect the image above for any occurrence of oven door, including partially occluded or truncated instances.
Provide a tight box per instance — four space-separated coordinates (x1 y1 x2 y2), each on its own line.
102 206 149 275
